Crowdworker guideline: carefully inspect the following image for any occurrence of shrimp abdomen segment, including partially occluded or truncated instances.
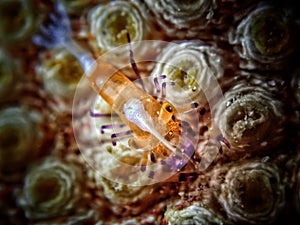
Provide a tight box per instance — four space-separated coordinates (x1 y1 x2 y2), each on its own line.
87 62 128 102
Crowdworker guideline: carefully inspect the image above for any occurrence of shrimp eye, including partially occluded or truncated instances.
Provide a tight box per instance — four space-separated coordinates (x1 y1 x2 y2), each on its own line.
165 104 173 113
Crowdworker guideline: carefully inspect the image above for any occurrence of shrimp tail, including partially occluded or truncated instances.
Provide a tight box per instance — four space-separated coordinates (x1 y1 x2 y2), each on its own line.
32 1 96 74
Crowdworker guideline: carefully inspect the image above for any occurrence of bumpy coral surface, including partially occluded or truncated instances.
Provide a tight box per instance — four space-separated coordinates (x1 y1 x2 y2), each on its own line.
0 0 299 225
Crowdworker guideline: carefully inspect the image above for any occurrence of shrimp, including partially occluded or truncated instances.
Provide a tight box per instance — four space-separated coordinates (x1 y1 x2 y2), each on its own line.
33 2 196 177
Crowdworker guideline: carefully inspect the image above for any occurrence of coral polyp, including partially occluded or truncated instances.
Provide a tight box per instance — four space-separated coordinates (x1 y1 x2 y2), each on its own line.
150 40 223 104
36 48 83 101
215 82 285 155
214 161 286 224
0 49 18 101
144 0 217 38
0 0 40 47
88 0 149 52
95 173 164 215
228 3 296 70
18 157 83 220
164 203 224 225
0 107 42 176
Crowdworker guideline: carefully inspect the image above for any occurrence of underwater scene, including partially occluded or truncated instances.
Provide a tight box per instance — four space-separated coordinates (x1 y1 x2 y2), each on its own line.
0 0 299 224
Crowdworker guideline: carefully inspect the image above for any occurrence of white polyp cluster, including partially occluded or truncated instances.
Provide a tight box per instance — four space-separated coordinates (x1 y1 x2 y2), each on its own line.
88 0 147 52
144 0 217 38
36 48 83 101
228 4 294 70
215 83 285 154
151 40 223 105
217 161 285 224
94 172 153 208
165 203 223 225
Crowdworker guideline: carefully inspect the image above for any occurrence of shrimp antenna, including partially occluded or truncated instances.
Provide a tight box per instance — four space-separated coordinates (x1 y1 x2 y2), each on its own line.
126 32 145 90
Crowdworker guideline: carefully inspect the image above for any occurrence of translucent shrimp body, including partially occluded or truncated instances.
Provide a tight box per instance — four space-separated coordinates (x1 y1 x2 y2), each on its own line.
72 40 226 185
69 40 206 184
33 3 224 184
123 98 179 155
84 51 195 173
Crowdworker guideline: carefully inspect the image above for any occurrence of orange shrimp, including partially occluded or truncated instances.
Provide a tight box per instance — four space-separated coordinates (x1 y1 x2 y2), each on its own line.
87 51 193 171
32 3 195 175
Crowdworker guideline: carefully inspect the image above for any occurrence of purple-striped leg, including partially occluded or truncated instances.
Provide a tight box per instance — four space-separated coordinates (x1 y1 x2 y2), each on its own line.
153 75 175 102
100 124 126 134
90 110 131 145
90 110 118 118
126 32 145 90
111 130 133 146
